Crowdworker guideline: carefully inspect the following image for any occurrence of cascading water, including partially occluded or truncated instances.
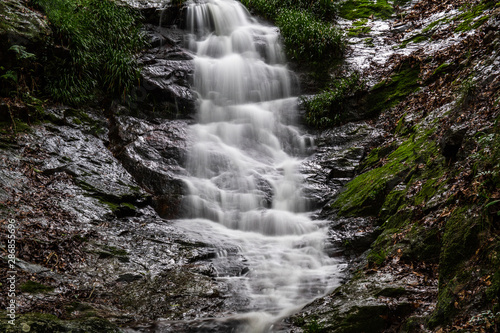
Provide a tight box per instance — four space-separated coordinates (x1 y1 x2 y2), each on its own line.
178 0 342 331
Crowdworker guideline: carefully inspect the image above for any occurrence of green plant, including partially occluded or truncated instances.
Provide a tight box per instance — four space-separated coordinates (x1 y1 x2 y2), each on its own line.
240 0 338 22
31 0 146 105
301 72 363 128
276 9 345 64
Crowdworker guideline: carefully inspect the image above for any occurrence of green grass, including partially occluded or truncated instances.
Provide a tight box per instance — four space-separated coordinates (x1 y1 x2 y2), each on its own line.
276 9 345 64
240 0 338 22
31 0 145 105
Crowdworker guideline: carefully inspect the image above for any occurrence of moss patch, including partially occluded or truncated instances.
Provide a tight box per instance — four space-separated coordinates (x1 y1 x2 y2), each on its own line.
365 62 421 117
454 0 495 32
20 280 54 293
400 34 428 48
332 131 439 217
339 0 393 20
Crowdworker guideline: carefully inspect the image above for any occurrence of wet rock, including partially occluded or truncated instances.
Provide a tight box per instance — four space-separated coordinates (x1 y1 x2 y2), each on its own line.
121 0 185 26
0 313 120 333
301 122 385 213
122 2 196 119
110 115 191 218
290 267 435 333
23 124 148 212
0 0 51 66
139 50 196 118
329 216 380 259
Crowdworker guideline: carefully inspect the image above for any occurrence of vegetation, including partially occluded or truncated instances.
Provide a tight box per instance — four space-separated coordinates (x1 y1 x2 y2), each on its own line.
240 0 345 66
365 61 421 116
30 0 145 105
454 0 496 32
276 9 345 64
20 280 54 293
240 0 338 22
301 73 363 128
348 19 371 37
338 0 393 20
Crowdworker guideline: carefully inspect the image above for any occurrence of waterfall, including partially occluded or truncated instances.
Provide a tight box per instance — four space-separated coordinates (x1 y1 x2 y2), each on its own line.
179 0 342 331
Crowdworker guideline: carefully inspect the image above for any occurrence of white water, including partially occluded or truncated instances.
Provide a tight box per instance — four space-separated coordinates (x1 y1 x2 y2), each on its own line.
180 0 341 331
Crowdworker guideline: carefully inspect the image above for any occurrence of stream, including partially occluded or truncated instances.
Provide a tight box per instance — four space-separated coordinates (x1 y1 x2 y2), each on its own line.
173 0 342 331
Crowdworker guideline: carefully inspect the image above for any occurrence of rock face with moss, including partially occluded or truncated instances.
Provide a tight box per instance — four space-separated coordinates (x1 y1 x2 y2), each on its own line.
291 1 500 332
0 0 51 62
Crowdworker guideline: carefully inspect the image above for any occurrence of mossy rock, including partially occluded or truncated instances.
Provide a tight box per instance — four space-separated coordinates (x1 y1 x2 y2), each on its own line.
401 227 441 263
365 62 421 117
439 206 481 281
332 132 439 217
19 280 54 293
427 207 482 327
375 286 408 298
0 0 51 68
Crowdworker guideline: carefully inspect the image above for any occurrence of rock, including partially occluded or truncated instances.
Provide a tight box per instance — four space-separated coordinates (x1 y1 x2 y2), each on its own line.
301 122 384 213
24 123 149 211
290 267 433 333
440 124 468 162
0 0 51 66
120 0 185 26
139 50 196 118
110 115 191 218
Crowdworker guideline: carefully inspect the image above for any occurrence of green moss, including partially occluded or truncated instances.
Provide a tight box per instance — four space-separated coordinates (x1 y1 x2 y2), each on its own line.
348 25 371 37
0 119 31 135
383 208 412 229
332 132 438 217
339 0 393 20
367 248 388 266
365 62 421 117
427 207 481 327
359 144 397 172
364 37 375 47
422 17 452 33
20 280 54 293
440 207 481 281
301 72 363 128
401 227 441 263
400 34 428 48
432 62 452 76
352 18 369 26
454 0 495 32
101 245 128 257
94 244 129 262
303 319 325 333
338 305 389 332
375 286 407 297
413 177 439 206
